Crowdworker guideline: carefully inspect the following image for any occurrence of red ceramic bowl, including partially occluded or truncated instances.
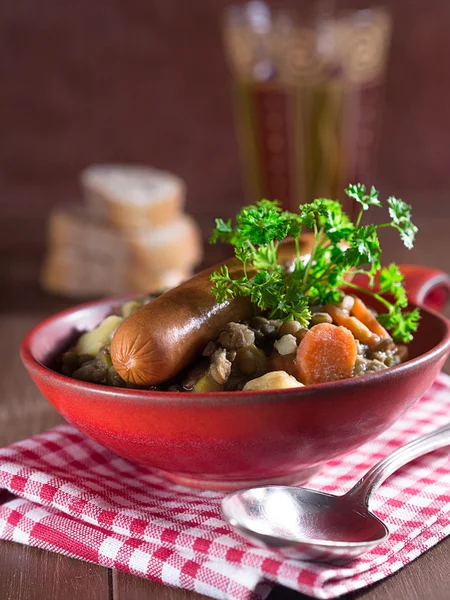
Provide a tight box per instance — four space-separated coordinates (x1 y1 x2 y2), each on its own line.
21 265 450 491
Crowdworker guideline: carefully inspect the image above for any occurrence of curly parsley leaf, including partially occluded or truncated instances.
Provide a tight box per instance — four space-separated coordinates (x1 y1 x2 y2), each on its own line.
210 218 234 244
209 266 234 303
320 201 353 242
209 185 419 340
345 183 382 210
379 264 408 307
387 196 411 224
387 196 418 250
234 245 253 267
377 307 420 343
237 200 289 245
285 212 303 239
340 226 381 275
252 245 278 270
379 263 403 290
299 199 328 229
271 295 312 327
249 268 284 312
398 222 418 250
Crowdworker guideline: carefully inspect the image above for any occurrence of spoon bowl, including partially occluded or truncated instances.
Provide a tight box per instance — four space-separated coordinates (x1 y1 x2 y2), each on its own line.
222 487 388 561
222 423 450 561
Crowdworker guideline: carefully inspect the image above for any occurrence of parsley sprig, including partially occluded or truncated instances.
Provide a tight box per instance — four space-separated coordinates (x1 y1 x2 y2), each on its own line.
210 184 420 343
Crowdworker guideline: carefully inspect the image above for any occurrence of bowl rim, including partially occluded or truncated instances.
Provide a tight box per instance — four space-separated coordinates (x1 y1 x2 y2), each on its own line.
20 294 450 404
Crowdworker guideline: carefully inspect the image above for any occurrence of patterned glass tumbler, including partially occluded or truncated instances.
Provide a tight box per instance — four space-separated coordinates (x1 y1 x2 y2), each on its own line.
222 1 392 215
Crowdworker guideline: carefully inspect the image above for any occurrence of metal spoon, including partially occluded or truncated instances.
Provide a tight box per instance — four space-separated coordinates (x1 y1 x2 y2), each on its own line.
222 423 450 562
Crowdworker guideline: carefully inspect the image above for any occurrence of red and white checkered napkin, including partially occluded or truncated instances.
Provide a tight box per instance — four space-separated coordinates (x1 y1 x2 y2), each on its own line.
1 375 450 600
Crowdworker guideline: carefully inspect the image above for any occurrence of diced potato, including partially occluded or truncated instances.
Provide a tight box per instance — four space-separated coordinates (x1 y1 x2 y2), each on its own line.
193 373 224 392
243 371 304 391
121 300 142 319
75 315 124 357
339 294 355 312
274 334 297 355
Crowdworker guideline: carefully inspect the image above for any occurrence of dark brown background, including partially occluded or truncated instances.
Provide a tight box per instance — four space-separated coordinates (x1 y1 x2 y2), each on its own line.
1 3 450 598
1 0 449 309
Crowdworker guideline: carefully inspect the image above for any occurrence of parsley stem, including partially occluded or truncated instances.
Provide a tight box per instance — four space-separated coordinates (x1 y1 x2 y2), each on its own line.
320 261 354 283
355 207 364 228
294 236 300 261
271 240 278 270
302 223 323 287
345 281 392 311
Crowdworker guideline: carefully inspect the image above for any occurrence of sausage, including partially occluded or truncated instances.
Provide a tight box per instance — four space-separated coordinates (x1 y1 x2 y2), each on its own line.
111 267 253 385
111 236 313 386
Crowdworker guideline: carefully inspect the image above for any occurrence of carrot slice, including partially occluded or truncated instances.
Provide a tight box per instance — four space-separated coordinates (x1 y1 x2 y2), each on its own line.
350 296 392 342
325 304 380 349
296 323 357 385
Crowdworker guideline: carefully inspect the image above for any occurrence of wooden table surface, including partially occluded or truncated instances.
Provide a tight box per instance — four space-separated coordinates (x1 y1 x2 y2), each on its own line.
1 212 450 600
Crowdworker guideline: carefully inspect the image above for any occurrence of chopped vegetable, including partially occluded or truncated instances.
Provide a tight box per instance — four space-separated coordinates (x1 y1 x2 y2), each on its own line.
209 348 232 384
120 300 142 319
296 323 357 384
274 334 297 356
193 373 224 392
324 304 380 349
243 371 304 391
350 296 391 342
75 315 123 357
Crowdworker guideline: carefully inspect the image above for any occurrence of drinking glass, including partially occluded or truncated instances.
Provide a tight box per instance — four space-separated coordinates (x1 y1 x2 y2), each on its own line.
222 1 392 215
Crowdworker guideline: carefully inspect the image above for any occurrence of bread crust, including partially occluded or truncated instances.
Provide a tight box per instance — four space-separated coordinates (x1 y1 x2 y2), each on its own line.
81 164 185 229
40 204 201 297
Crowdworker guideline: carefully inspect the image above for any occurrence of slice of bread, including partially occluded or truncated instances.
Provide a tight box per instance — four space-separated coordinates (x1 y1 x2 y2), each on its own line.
46 204 202 274
46 204 128 262
41 251 190 298
40 251 128 297
40 204 202 297
128 214 203 274
80 164 185 229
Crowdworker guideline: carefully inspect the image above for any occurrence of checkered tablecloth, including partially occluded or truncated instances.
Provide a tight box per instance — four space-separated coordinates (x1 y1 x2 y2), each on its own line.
1 374 450 600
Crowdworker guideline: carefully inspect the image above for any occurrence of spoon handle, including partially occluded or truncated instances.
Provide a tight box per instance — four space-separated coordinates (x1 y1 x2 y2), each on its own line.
346 422 450 506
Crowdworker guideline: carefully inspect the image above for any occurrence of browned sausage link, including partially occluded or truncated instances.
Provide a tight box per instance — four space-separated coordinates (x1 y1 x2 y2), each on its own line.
111 237 313 386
